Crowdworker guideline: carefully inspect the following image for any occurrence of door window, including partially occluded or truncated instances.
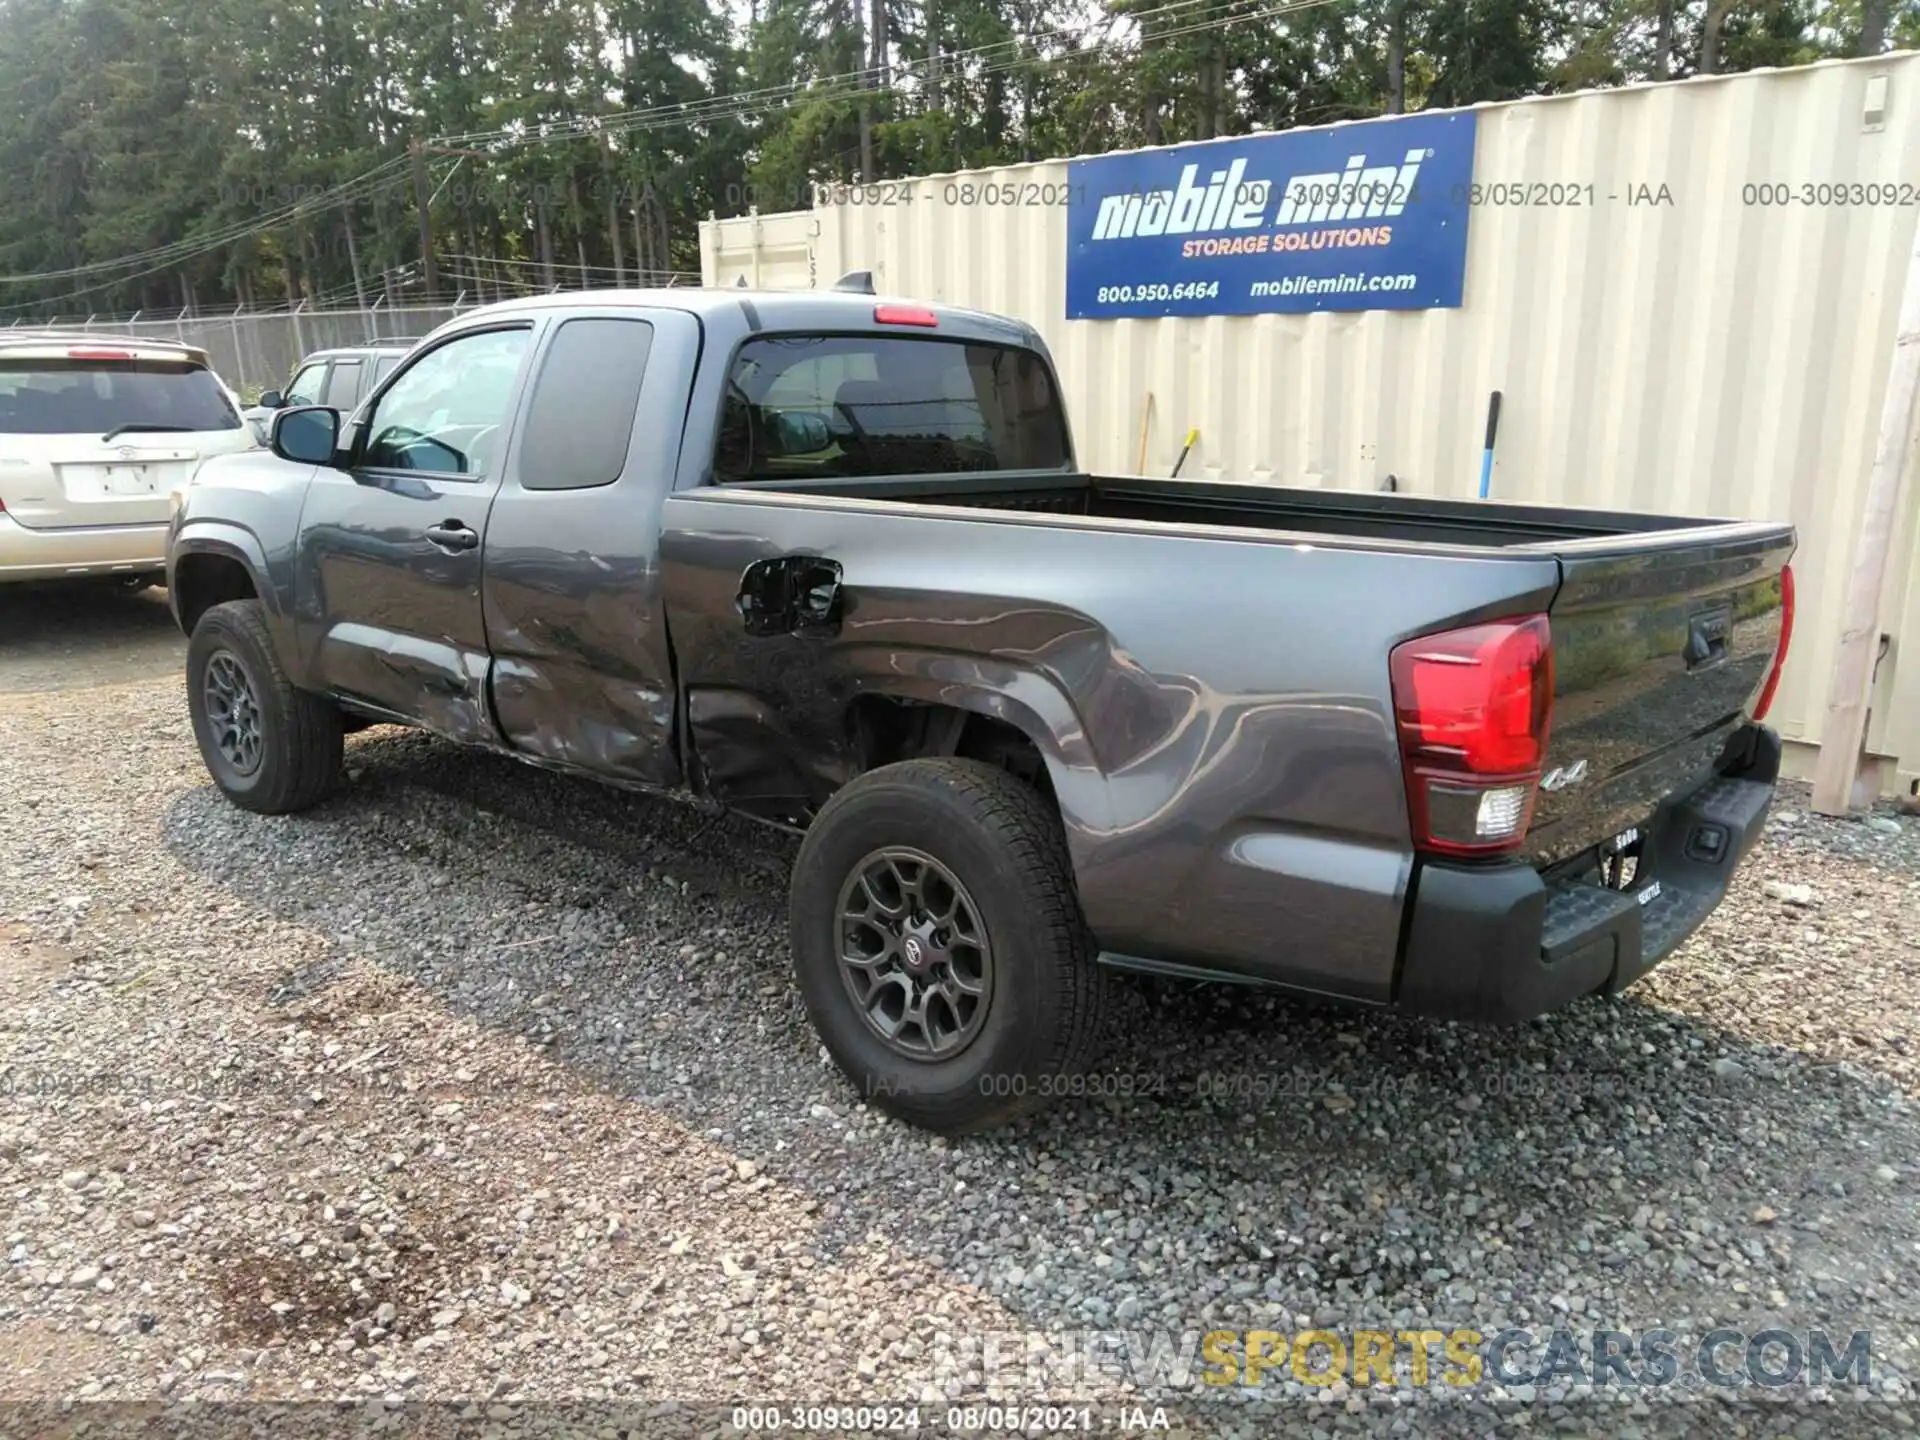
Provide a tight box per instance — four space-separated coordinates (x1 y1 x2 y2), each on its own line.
360 328 532 476
283 363 328 407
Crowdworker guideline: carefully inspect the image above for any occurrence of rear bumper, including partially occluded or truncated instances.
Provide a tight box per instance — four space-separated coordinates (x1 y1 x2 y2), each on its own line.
0 514 170 581
1393 724 1780 1023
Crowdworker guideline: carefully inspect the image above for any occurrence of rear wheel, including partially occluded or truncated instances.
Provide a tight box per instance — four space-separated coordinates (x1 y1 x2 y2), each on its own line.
186 600 342 814
789 758 1110 1133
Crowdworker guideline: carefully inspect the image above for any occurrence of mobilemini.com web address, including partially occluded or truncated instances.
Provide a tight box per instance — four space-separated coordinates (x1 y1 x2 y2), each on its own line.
1092 272 1419 307
926 1327 1879 1395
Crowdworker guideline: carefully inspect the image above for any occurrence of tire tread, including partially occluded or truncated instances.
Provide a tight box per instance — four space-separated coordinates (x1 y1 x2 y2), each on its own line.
192 600 342 814
795 757 1111 1132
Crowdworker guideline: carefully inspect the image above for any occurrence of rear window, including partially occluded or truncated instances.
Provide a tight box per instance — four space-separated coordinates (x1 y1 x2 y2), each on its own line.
715 335 1070 483
0 358 241 436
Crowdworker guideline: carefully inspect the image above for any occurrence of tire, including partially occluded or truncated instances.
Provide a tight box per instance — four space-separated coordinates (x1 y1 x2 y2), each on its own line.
789 758 1110 1133
186 599 343 814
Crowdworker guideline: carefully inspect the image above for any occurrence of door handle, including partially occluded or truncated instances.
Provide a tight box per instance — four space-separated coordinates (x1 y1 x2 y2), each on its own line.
424 520 479 552
737 555 843 637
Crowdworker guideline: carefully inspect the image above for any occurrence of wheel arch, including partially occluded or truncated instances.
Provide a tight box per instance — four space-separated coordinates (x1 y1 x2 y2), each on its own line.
684 653 1112 862
169 528 271 635
832 664 1113 886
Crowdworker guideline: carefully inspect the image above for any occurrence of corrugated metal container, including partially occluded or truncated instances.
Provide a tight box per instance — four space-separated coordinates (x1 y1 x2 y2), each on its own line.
701 55 1920 795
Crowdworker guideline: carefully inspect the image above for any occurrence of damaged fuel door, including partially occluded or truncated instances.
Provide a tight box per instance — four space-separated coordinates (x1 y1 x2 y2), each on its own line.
661 539 857 827
737 555 844 637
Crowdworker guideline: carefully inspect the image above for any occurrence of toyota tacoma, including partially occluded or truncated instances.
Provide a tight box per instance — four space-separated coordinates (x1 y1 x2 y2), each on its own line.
166 285 1796 1132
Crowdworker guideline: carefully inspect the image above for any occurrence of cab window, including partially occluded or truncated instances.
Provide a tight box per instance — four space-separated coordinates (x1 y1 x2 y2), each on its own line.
715 335 1070 482
360 328 532 476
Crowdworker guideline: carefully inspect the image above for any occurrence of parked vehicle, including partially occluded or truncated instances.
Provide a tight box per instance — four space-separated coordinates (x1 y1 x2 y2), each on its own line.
242 341 419 442
0 332 254 587
167 286 1796 1132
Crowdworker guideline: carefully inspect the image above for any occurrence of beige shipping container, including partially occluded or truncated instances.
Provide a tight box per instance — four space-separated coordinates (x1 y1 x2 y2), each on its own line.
702 54 1920 797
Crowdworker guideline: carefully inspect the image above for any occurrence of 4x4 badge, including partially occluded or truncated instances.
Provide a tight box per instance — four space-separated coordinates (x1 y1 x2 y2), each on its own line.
1539 759 1590 792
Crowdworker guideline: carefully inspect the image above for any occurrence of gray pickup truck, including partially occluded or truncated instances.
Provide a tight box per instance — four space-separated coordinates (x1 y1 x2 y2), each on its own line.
166 285 1796 1133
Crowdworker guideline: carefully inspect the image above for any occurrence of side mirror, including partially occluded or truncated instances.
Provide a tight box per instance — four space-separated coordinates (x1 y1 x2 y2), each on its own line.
767 410 832 456
257 389 284 410
270 405 342 466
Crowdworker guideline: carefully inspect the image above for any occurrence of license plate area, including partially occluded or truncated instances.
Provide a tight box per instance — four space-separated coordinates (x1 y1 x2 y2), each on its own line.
58 449 192 502
81 464 158 497
1599 824 1657 900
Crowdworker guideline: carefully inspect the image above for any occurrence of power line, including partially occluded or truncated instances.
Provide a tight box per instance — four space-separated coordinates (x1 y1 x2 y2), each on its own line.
0 171 416 315
440 251 697 279
425 0 1226 148
0 0 1341 311
595 0 1340 149
0 157 413 287
431 0 1339 152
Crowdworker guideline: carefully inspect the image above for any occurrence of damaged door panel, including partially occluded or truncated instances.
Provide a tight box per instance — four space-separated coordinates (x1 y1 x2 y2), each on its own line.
480 311 694 788
294 322 540 740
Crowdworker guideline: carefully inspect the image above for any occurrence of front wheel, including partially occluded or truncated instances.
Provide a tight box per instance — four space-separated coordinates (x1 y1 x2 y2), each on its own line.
789 758 1110 1133
186 599 343 814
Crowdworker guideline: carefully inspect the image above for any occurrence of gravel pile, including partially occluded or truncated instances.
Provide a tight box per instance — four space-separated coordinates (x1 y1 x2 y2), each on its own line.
2 638 1918 1436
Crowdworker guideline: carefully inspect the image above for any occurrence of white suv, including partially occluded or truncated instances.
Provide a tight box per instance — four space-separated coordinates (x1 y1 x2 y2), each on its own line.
0 333 256 586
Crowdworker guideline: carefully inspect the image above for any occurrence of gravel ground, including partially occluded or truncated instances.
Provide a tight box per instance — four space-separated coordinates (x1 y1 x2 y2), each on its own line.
2 586 1919 1437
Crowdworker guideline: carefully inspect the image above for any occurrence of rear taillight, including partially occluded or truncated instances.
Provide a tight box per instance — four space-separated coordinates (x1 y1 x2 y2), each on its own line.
1751 564 1794 722
873 304 938 327
1389 614 1554 857
66 348 135 361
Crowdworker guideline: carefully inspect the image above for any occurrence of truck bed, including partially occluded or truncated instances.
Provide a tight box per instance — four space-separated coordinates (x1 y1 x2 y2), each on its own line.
710 468 1794 876
730 470 1738 550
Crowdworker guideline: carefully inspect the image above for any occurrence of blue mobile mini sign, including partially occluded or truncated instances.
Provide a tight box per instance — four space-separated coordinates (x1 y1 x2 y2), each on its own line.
1065 111 1478 320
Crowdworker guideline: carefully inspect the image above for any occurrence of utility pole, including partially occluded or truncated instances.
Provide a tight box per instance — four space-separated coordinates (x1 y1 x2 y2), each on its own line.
342 211 367 310
412 138 491 304
858 0 885 182
926 0 940 113
1387 0 1407 112
410 139 435 301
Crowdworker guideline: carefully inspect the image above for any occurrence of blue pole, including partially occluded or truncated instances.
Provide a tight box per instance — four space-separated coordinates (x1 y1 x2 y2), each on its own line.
1477 390 1503 499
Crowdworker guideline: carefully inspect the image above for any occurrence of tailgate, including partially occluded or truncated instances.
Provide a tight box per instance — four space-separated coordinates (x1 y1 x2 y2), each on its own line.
1523 522 1795 867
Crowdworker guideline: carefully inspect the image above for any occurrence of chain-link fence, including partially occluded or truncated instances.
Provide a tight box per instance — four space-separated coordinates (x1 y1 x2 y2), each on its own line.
9 263 704 398
4 303 472 397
